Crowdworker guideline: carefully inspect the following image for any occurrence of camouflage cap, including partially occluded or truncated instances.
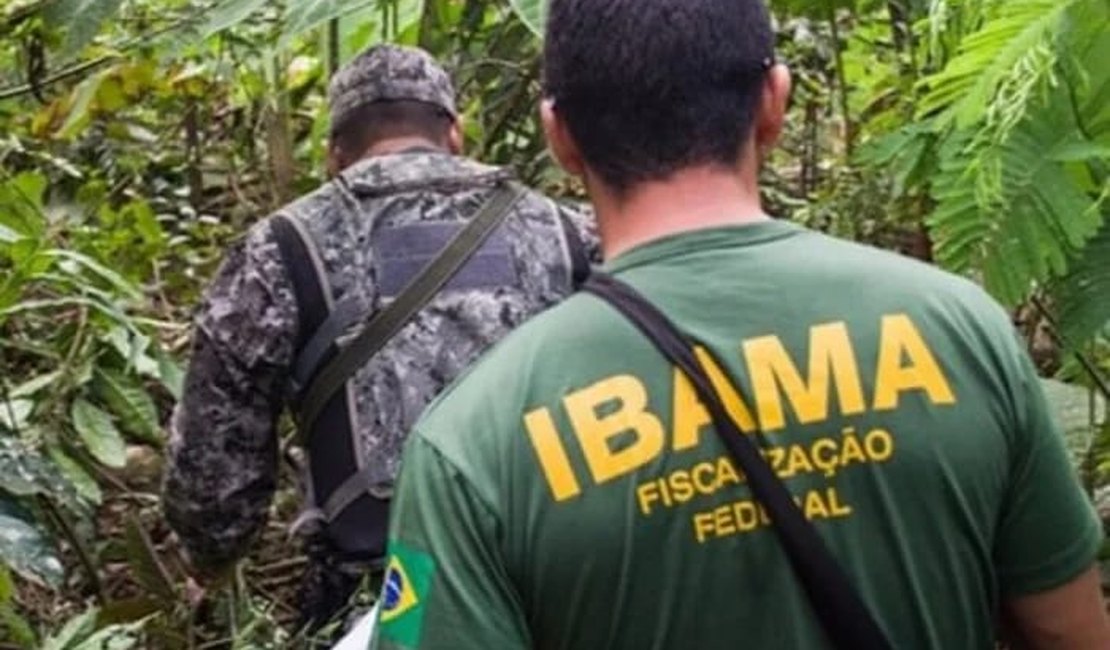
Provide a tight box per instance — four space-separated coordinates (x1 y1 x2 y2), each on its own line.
328 44 457 128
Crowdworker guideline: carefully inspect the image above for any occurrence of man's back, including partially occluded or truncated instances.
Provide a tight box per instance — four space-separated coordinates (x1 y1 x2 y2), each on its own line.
381 221 1100 649
164 150 592 574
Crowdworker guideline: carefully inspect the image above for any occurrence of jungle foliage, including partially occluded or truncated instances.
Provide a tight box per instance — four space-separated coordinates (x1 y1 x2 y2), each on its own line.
0 0 1107 646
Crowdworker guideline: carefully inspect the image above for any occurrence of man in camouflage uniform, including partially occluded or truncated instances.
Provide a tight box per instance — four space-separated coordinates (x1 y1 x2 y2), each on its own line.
162 44 596 630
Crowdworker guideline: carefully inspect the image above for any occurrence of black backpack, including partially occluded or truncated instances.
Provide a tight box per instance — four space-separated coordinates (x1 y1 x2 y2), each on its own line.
272 182 590 563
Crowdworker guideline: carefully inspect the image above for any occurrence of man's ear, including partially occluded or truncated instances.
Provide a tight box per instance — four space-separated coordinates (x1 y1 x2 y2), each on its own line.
754 64 792 158
541 99 586 177
447 116 464 155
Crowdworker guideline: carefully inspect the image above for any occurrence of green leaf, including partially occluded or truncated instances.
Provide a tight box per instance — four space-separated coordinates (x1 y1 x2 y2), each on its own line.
0 564 13 602
71 399 126 469
0 600 37 648
0 438 87 516
105 327 158 377
41 607 98 650
0 499 63 588
69 621 142 650
917 0 1075 126
45 249 142 301
281 0 375 45
0 439 52 498
155 351 184 401
927 89 1104 306
58 68 113 139
98 597 162 626
0 296 133 332
43 0 125 56
92 370 161 446
47 447 102 506
124 516 176 604
0 400 33 433
508 0 546 37
771 0 858 18
200 0 270 38
0 223 22 244
0 172 47 239
1053 216 1110 349
1049 142 1110 163
0 565 35 647
10 371 63 399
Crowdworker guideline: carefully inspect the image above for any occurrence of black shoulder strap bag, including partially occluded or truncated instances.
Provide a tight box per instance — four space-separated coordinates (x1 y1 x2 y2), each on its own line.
582 271 893 650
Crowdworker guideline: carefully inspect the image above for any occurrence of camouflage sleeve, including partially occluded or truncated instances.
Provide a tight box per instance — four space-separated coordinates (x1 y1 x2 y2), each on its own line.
163 220 297 573
556 201 603 264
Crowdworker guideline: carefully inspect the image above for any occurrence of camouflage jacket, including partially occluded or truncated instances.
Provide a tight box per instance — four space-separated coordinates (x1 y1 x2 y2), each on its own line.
163 151 598 571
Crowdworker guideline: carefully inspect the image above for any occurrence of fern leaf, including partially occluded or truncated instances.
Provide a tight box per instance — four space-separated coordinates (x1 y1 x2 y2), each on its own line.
917 0 1076 126
1053 214 1110 349
927 89 1104 306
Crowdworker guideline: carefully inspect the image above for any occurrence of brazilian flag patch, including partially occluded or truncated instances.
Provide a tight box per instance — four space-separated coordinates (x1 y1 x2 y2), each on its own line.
378 542 436 648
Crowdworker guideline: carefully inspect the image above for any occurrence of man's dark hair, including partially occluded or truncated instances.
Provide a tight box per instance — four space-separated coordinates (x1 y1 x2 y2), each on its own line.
544 0 775 191
330 99 453 154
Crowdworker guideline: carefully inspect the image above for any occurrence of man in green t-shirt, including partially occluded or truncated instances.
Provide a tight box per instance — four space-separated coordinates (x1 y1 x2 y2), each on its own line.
371 0 1110 648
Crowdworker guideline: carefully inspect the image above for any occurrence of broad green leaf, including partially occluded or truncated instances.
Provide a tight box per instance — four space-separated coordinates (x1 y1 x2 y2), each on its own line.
282 0 375 45
200 0 270 38
508 0 546 37
58 68 113 139
0 439 48 498
0 438 88 516
92 370 161 445
71 399 127 469
0 500 63 588
43 0 125 55
47 447 102 505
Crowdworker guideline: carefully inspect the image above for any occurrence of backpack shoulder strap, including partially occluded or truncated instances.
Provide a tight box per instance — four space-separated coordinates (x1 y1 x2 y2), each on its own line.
582 272 893 650
295 181 528 432
270 215 330 353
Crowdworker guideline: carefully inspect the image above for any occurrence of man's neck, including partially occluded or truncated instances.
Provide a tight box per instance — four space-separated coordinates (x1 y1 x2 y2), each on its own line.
363 136 446 158
590 166 769 260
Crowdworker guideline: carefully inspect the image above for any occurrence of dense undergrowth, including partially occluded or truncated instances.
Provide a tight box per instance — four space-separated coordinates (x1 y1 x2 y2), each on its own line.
0 0 1107 646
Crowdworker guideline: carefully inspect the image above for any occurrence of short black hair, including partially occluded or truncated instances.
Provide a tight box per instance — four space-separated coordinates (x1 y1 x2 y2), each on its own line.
330 99 453 154
544 0 775 191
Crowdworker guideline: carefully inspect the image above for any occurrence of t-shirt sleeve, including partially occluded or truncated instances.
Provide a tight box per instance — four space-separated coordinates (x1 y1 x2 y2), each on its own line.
994 339 1103 596
370 434 530 650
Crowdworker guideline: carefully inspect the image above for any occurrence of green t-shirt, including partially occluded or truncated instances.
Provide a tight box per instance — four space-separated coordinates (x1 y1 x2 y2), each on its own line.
372 221 1102 650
